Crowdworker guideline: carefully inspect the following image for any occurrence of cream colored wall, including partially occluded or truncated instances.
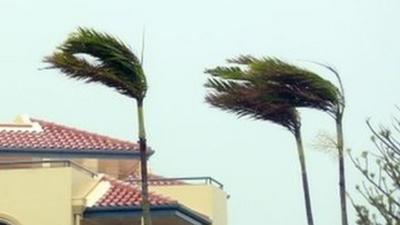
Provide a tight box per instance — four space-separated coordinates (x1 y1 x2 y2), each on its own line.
116 159 140 179
74 159 99 173
71 169 98 199
0 156 39 169
74 159 139 179
0 167 72 225
150 185 228 225
0 167 98 225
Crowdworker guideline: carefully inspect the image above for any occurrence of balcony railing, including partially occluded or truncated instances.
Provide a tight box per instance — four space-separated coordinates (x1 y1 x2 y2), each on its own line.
0 160 224 190
0 160 98 177
130 176 224 190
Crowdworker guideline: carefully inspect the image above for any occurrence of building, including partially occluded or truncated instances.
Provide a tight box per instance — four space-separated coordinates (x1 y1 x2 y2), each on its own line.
0 115 228 225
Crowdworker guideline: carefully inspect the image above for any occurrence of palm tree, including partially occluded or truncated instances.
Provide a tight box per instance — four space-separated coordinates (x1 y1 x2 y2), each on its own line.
310 63 347 225
205 69 316 225
244 57 348 225
266 60 348 225
244 56 348 225
208 56 348 225
43 27 152 225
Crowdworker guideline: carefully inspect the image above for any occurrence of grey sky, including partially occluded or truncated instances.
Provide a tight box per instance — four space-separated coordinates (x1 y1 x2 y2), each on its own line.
0 0 399 224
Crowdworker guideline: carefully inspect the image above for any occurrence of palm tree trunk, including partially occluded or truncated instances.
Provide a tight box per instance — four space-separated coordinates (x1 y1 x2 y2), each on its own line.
336 115 348 225
137 100 152 225
294 128 314 225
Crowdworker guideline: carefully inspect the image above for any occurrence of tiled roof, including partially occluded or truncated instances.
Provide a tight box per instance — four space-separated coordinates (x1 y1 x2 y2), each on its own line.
126 172 186 186
95 177 176 207
0 116 139 154
89 177 212 225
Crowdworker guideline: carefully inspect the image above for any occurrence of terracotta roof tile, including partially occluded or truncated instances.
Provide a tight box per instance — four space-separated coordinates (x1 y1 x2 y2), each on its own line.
92 177 212 225
0 117 139 153
95 177 176 207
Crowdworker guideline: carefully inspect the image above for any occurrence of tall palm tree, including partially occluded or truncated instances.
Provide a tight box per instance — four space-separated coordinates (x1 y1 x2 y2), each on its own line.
208 56 348 225
205 70 315 225
43 27 152 225
264 60 348 225
242 57 347 225
310 63 347 225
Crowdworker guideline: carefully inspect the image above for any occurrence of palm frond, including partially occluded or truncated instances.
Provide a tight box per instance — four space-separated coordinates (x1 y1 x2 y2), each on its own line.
205 83 299 133
44 27 147 100
306 61 345 109
204 55 343 131
204 66 247 81
44 52 140 97
206 56 341 115
204 77 250 93
249 57 340 114
227 55 257 65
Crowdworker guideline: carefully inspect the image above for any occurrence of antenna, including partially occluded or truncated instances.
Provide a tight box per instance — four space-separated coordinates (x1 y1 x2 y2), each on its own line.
140 27 145 66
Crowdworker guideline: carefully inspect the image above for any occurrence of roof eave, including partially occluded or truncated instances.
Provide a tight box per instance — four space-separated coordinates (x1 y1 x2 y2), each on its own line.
0 147 155 159
84 204 211 225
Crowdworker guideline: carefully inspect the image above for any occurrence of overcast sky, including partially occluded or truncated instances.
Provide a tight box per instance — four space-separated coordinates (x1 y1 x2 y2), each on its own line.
0 0 399 224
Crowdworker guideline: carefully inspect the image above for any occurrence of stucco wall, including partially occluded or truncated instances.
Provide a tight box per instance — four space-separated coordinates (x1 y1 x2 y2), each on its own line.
74 159 140 179
150 185 228 225
0 167 73 225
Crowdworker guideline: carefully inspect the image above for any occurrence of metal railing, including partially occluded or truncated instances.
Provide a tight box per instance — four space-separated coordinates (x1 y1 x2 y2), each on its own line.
130 176 224 190
0 160 224 189
0 160 98 177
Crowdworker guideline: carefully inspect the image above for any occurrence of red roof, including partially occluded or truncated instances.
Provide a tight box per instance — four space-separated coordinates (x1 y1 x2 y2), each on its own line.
0 117 139 154
92 177 212 225
96 177 176 207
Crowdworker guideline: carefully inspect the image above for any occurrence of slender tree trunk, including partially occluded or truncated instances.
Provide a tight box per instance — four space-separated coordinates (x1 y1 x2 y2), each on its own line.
336 114 348 225
294 128 314 225
137 100 152 225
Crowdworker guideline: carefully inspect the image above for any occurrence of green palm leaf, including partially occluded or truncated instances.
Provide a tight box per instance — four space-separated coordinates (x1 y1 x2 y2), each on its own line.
206 56 340 116
204 55 344 225
44 27 147 100
205 78 299 133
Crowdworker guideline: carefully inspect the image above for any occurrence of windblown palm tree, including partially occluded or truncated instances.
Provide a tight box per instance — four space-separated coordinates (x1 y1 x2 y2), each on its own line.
310 63 347 225
237 57 348 225
205 68 316 225
242 56 348 225
43 28 152 225
207 56 348 225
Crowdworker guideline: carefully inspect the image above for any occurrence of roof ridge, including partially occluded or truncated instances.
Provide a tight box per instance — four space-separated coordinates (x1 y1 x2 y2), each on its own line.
31 118 138 149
